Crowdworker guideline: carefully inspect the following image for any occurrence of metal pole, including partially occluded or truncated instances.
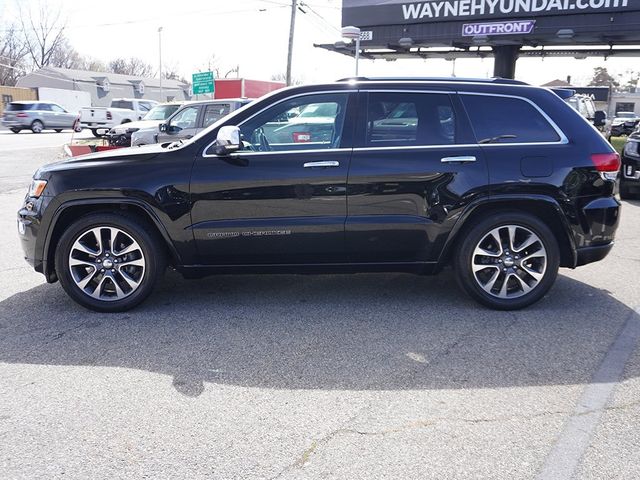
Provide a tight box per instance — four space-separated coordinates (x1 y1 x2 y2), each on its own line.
286 0 297 86
158 27 163 100
355 36 360 77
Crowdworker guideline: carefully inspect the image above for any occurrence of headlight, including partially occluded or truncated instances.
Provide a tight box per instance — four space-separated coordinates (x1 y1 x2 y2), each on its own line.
28 179 47 198
624 140 640 158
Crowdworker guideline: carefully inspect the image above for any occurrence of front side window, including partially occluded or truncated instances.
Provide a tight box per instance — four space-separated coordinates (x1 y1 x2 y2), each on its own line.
203 103 231 128
51 104 66 113
462 95 561 144
366 92 455 147
37 103 52 112
239 93 348 152
169 106 199 130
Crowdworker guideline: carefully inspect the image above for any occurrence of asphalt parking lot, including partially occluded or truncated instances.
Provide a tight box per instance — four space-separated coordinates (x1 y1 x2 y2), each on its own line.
0 129 639 479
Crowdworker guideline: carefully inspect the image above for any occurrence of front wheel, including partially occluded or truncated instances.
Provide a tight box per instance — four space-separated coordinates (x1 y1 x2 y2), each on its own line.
55 212 166 312
54 129 63 133
454 212 560 310
91 129 101 137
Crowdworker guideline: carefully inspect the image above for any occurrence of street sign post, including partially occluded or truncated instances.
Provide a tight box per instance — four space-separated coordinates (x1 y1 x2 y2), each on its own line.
192 71 215 96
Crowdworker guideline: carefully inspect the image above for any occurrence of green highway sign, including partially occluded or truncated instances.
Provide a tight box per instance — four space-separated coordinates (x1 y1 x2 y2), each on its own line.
192 71 215 95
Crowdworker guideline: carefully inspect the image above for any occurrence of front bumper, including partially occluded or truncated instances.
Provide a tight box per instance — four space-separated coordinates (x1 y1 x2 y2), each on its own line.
621 153 640 185
17 195 51 278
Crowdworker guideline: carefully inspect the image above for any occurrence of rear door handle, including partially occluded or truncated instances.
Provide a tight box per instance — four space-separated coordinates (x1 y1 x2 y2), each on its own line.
440 156 476 163
303 161 340 168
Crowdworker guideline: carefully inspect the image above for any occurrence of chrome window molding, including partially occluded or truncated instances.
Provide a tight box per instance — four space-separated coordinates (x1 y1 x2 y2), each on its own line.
202 88 570 158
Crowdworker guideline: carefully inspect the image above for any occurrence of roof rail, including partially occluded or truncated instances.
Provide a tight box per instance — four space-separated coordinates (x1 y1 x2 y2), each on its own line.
336 76 529 85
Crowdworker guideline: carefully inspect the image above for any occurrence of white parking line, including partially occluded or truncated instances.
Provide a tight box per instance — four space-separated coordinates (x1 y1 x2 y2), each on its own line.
536 306 640 480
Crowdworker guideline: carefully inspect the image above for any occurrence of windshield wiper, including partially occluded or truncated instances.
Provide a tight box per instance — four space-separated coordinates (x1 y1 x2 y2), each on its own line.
479 134 517 144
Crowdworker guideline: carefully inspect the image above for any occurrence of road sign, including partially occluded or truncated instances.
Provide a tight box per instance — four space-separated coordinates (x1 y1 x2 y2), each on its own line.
192 71 215 95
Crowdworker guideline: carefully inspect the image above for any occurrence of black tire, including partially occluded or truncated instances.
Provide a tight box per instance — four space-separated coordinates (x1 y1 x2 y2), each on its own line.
454 211 560 310
55 212 167 312
54 129 63 133
10 127 20 134
31 120 44 133
90 128 101 137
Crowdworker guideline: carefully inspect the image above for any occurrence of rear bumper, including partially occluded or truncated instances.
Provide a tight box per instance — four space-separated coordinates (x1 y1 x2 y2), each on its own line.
576 243 614 267
2 119 30 128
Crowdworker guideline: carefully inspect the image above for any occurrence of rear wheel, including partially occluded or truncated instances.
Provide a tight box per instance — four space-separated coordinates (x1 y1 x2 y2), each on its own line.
55 212 166 312
31 120 44 133
91 129 101 137
10 127 20 134
454 212 560 310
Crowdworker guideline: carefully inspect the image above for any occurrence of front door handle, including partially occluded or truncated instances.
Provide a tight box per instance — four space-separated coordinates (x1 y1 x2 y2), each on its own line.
441 156 476 163
303 161 340 168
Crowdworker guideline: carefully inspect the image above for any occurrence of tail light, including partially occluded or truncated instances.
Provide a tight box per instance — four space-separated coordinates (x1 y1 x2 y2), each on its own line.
16 112 28 118
591 152 620 181
106 111 112 120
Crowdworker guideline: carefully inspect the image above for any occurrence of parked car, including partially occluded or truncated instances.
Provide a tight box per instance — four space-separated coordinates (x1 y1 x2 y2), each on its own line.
2 101 80 133
620 128 640 199
564 93 607 131
608 111 640 138
104 102 185 147
79 98 158 137
131 98 252 146
18 77 620 312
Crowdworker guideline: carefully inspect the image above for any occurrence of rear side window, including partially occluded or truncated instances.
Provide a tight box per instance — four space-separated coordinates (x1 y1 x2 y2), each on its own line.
203 103 231 128
111 100 134 110
462 95 560 144
7 103 33 111
366 92 456 146
37 103 52 111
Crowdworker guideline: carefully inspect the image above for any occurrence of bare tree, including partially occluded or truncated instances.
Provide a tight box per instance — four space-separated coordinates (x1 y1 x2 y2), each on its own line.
18 1 67 69
271 72 302 85
108 57 154 77
162 62 188 84
0 24 28 85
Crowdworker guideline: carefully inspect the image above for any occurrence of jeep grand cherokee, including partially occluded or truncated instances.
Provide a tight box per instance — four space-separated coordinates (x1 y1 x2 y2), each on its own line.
18 78 621 312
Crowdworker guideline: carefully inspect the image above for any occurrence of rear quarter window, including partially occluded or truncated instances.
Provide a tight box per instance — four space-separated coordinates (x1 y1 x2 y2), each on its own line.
462 94 561 144
6 103 33 111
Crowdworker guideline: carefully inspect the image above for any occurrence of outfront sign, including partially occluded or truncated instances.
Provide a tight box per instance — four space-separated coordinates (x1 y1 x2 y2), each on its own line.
462 19 536 36
343 0 635 26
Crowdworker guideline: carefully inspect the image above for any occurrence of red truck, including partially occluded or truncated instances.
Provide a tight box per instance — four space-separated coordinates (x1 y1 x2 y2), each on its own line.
213 78 284 100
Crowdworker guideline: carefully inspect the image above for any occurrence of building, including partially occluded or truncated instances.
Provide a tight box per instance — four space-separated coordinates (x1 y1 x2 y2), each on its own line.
16 67 190 107
0 86 37 116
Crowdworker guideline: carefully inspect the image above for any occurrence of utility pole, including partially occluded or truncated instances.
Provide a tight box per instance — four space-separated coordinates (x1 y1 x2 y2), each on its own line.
286 0 297 86
158 26 163 100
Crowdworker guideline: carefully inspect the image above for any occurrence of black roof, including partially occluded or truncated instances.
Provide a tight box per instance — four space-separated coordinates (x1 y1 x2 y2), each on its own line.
337 77 528 85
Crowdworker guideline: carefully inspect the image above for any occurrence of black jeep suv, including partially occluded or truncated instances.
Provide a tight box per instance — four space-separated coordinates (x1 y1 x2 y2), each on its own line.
18 78 621 312
620 129 640 199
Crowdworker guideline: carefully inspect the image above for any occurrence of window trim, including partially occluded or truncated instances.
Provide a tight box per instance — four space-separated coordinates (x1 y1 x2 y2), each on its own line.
202 90 352 158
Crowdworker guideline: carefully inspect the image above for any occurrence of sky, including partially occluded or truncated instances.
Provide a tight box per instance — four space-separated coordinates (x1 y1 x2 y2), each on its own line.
1 0 637 87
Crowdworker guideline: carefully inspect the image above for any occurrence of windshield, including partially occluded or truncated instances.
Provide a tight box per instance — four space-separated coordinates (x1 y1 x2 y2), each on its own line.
144 104 181 121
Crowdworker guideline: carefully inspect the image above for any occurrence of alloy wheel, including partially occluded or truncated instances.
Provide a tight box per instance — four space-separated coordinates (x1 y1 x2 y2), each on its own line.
471 225 547 299
68 226 146 301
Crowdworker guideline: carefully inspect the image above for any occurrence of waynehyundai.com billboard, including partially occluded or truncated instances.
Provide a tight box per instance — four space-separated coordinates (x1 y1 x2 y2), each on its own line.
343 0 636 26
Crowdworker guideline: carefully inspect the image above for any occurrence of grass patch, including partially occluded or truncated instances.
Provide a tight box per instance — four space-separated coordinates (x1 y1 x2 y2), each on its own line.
610 136 626 155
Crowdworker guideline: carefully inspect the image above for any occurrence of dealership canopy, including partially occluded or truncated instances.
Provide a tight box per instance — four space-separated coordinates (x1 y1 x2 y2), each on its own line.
316 0 640 78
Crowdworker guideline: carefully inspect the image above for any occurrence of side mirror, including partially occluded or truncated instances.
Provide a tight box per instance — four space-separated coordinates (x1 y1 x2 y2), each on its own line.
159 123 167 132
214 125 241 155
594 110 607 127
